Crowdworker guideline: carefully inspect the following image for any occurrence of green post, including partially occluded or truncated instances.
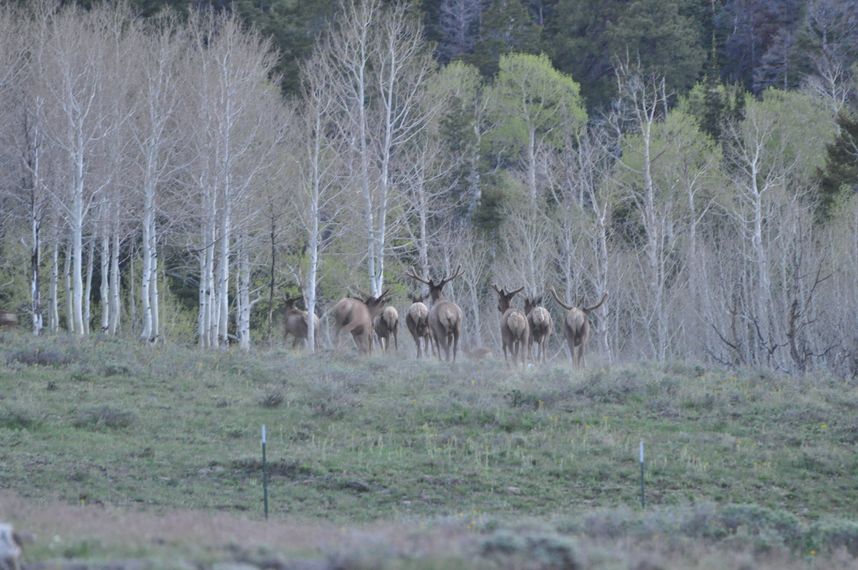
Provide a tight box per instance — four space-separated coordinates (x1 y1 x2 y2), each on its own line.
640 440 646 509
262 425 269 520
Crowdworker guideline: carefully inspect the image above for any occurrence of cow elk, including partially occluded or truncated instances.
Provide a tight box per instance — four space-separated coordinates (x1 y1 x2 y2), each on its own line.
0 311 17 329
492 284 529 367
283 296 321 350
330 289 391 354
463 345 493 361
373 305 399 352
524 295 553 363
405 266 464 362
550 287 607 368
406 292 433 358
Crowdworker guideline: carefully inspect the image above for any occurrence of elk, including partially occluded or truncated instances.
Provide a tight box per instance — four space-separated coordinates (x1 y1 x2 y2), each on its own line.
406 292 433 358
524 295 553 363
463 345 493 361
492 284 529 367
550 287 608 368
373 305 399 352
0 522 22 570
283 296 321 350
330 289 391 354
0 311 17 329
405 266 464 362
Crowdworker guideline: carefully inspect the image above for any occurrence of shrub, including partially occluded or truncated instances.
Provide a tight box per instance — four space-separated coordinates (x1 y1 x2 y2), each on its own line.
6 348 71 367
73 406 136 430
807 520 858 556
0 402 44 430
259 388 285 408
481 530 580 570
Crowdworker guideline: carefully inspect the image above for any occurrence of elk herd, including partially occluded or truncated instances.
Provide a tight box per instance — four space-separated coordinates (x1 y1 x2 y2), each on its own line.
284 266 607 368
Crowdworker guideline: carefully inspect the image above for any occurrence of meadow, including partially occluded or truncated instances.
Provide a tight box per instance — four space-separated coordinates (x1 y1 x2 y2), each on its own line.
2 331 858 569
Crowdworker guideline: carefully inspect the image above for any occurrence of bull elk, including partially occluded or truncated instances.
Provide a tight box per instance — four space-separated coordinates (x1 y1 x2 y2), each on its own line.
331 289 391 354
405 266 464 362
524 295 553 363
550 287 607 368
283 296 321 350
406 292 433 358
373 305 399 352
492 284 529 367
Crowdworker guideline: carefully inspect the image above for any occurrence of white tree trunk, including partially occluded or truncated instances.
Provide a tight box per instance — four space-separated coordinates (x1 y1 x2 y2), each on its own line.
237 236 251 351
49 240 59 333
149 226 159 340
140 189 154 339
71 176 85 335
109 228 121 334
64 244 73 333
100 222 110 332
30 200 43 336
83 235 95 335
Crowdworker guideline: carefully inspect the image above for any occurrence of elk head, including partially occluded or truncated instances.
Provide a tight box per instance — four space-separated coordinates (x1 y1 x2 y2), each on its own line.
282 294 302 312
363 288 392 317
405 266 463 302
407 291 429 304
524 295 544 315
491 284 524 313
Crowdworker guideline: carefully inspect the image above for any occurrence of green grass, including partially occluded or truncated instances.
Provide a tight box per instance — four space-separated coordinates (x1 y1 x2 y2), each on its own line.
1 331 857 568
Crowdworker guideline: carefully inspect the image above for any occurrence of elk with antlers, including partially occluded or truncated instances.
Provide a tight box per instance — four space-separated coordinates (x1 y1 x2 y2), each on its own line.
330 289 391 354
283 296 321 350
492 285 529 367
373 305 399 352
405 292 433 358
524 295 553 363
550 287 607 368
405 266 464 362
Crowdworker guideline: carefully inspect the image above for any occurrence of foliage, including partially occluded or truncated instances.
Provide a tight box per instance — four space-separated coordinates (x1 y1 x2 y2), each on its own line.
486 53 586 154
468 0 540 77
817 110 858 220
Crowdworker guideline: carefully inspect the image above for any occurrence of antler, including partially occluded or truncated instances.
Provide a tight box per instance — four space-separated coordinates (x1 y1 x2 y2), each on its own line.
441 265 463 286
405 267 431 285
550 286 574 311
491 283 502 295
583 292 608 313
509 286 524 297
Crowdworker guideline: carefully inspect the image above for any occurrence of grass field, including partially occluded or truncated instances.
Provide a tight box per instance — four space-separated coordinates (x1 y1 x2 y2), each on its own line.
2 331 858 569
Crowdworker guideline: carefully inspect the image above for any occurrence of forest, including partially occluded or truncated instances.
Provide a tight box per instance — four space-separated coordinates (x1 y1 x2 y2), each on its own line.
0 0 857 375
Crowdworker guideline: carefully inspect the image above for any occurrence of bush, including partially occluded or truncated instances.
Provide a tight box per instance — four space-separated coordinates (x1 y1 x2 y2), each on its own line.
73 406 136 430
6 348 71 367
481 529 580 570
0 402 44 430
807 520 858 556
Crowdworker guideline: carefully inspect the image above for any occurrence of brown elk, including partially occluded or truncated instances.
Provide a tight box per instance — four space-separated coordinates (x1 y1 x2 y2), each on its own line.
405 266 464 362
0 311 17 329
550 287 607 368
330 289 391 354
406 292 433 358
283 296 321 350
463 345 493 361
373 305 399 352
524 295 553 363
492 284 529 367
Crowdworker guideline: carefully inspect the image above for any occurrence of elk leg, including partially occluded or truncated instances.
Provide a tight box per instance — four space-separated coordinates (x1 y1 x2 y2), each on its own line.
451 332 458 363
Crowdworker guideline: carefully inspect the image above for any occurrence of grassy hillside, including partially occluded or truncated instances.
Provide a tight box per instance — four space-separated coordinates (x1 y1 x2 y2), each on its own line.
1 332 857 568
